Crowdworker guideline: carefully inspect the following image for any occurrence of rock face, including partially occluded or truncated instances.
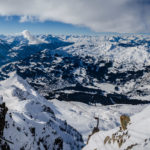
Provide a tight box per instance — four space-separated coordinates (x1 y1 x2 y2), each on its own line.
104 127 130 148
0 102 8 136
0 97 10 150
87 117 100 144
0 73 84 150
103 115 131 148
120 115 130 130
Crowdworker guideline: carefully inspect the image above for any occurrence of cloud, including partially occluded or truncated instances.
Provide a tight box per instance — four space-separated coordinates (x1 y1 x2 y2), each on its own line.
19 16 38 23
0 0 150 33
22 30 47 44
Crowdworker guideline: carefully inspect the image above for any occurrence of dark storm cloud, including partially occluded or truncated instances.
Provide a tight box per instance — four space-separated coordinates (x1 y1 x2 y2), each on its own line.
0 0 149 33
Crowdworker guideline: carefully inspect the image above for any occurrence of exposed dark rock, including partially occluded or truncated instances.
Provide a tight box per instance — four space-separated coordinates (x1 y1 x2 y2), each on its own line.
0 99 10 150
53 137 63 150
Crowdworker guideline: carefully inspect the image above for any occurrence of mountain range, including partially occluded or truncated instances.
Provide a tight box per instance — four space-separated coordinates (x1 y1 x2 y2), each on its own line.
0 31 150 149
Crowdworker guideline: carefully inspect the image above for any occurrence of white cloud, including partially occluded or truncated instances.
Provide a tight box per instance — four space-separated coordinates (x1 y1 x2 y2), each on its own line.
0 0 150 33
22 30 47 44
19 16 38 23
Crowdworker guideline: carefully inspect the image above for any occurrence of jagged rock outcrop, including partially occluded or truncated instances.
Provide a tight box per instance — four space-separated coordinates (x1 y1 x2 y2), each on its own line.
104 115 131 148
120 115 130 130
0 96 10 150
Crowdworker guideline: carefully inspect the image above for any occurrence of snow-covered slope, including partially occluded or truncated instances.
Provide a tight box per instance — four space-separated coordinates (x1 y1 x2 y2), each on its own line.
0 73 84 150
83 104 150 150
51 99 147 143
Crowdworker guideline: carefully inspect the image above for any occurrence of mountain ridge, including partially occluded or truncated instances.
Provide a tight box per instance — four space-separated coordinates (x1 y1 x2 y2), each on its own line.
0 72 84 150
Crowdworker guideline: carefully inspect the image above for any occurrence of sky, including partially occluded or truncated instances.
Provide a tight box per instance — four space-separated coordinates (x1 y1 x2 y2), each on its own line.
0 0 150 35
0 16 95 35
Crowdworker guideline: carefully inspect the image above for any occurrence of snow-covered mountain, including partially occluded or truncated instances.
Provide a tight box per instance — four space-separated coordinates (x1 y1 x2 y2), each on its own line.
0 31 72 67
0 73 84 150
0 33 150 105
0 73 148 150
0 32 150 150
